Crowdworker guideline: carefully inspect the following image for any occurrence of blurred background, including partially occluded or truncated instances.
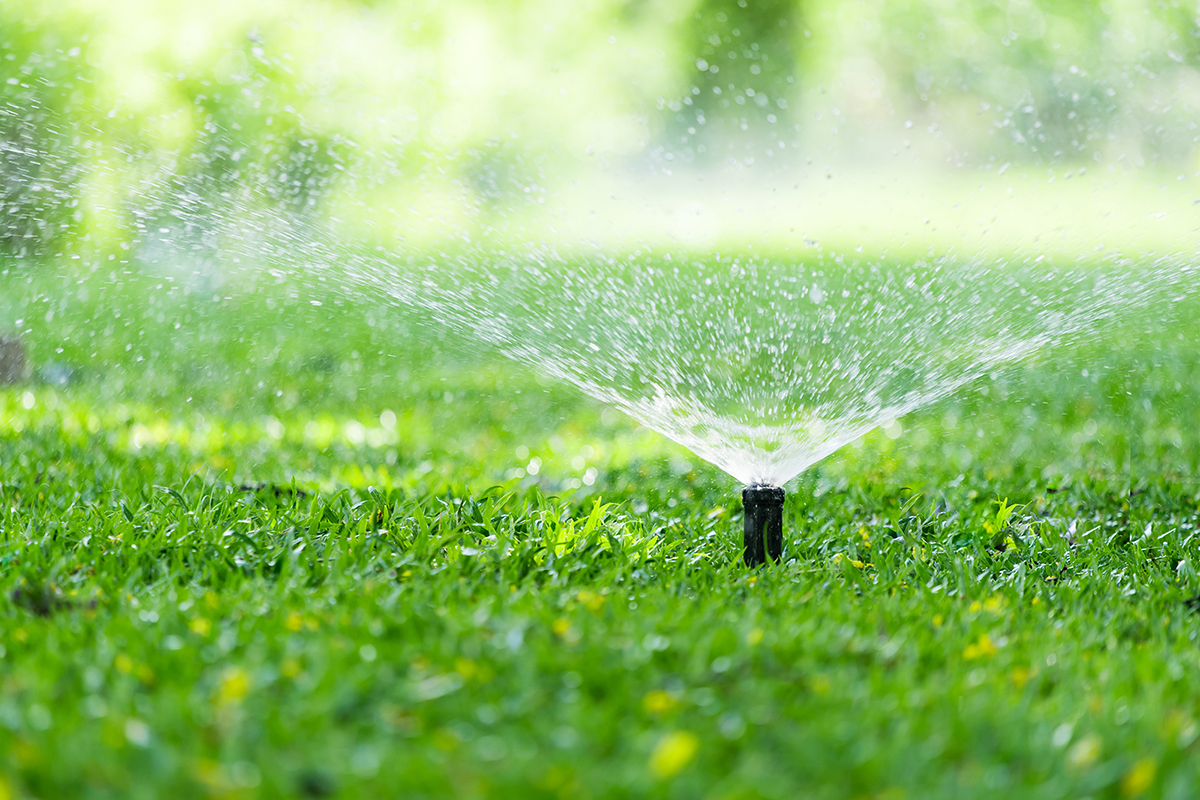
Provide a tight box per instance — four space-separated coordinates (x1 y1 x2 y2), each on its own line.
3 0 1200 496
4 0 1199 263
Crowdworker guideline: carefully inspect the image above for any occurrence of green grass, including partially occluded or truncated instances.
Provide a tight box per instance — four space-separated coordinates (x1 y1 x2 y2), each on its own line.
2 258 1200 799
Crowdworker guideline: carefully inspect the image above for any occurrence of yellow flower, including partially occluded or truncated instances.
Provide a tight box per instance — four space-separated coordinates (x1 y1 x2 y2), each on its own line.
577 590 606 612
643 690 677 716
189 617 212 637
649 731 699 778
115 653 134 673
552 618 572 637
963 634 998 660
285 612 303 632
216 667 250 705
932 615 944 628
1121 757 1156 797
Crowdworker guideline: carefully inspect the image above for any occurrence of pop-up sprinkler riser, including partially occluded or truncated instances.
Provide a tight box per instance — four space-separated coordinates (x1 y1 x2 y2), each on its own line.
742 484 784 567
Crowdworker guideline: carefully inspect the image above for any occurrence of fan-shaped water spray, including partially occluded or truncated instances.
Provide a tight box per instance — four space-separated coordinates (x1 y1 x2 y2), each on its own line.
239 232 1196 563
340 245 1191 561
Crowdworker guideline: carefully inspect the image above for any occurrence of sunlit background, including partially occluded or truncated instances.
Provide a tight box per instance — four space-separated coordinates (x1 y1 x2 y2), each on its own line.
6 0 1199 261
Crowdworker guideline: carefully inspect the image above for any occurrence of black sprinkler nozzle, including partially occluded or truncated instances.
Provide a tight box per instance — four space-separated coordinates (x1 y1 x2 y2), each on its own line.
742 484 785 567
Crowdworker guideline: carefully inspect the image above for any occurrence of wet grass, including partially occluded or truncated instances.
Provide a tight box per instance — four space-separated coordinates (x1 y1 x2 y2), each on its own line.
2 260 1200 798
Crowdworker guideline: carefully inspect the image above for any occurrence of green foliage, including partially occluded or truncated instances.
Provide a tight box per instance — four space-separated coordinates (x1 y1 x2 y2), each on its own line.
673 0 800 156
0 8 95 257
162 35 354 215
858 0 1200 164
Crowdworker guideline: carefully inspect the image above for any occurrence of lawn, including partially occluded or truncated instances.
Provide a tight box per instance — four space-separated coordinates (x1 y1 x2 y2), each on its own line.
2 255 1200 799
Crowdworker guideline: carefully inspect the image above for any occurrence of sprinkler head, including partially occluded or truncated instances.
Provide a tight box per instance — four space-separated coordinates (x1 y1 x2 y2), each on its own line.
742 484 785 567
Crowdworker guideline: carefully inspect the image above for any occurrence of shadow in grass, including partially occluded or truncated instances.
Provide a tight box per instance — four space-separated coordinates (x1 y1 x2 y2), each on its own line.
11 584 95 617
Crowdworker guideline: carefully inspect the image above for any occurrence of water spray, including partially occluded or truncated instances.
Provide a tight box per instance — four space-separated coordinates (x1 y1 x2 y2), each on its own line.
742 484 785 567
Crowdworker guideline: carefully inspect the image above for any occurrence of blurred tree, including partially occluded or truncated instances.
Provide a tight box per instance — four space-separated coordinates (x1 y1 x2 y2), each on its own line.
122 28 357 273
669 0 802 161
3 0 1200 264
0 12 93 259
167 34 352 217
839 0 1200 166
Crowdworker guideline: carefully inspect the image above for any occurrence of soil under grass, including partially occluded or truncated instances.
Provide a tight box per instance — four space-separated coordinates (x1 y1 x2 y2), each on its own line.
2 260 1200 799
